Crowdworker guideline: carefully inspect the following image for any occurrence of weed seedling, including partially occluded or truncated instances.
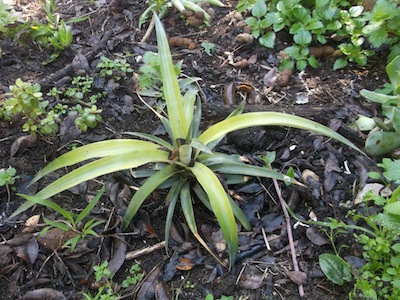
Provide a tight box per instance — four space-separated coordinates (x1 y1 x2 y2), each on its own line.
20 188 105 252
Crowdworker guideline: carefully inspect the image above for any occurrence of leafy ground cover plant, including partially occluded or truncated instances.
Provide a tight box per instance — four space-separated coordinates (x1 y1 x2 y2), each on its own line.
9 13 364 268
96 56 133 81
295 158 400 299
0 0 86 63
356 55 400 156
82 261 143 300
0 76 104 135
239 0 400 70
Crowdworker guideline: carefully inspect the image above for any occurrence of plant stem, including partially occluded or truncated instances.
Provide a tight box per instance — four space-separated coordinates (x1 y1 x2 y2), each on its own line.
272 177 305 297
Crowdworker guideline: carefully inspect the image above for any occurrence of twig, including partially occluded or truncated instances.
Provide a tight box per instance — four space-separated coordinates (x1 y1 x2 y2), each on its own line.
140 14 155 43
271 176 305 297
125 241 165 260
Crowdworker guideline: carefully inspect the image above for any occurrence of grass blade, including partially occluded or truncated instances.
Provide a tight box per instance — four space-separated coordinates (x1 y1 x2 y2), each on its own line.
19 194 75 225
76 187 104 224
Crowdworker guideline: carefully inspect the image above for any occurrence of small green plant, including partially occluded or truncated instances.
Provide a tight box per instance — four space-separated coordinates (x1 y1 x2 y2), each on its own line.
301 158 400 299
11 13 363 268
96 56 133 81
121 264 143 288
0 0 17 35
356 55 400 156
82 262 143 300
0 167 19 187
201 42 215 56
20 188 105 252
240 0 400 70
0 78 60 135
0 76 104 135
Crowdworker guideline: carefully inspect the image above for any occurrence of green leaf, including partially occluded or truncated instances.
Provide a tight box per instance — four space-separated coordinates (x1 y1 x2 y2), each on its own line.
296 59 307 71
333 58 347 70
121 132 173 150
381 158 400 182
30 140 161 185
284 46 300 58
76 187 104 225
360 89 399 104
210 163 296 184
190 162 238 267
365 131 400 156
373 213 400 234
259 31 275 48
20 194 75 225
387 55 400 94
122 165 179 229
349 6 364 17
252 0 267 18
165 179 186 251
154 14 188 139
294 28 312 46
198 112 364 155
10 150 170 219
308 55 319 68
393 107 400 132
319 253 352 285
180 181 197 234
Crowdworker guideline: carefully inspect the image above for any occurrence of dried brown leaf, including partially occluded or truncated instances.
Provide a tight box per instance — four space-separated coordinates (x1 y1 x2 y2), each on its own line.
284 270 307 285
21 288 66 300
305 227 329 246
10 135 36 157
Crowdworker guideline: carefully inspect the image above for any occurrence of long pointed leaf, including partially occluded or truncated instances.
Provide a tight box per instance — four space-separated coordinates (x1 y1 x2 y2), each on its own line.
154 14 188 139
193 183 251 230
122 164 178 229
198 112 364 155
180 181 226 267
19 194 74 224
210 163 297 184
190 162 238 268
180 182 197 234
165 178 186 252
206 101 245 150
122 132 173 150
10 150 170 219
31 140 161 185
76 187 104 224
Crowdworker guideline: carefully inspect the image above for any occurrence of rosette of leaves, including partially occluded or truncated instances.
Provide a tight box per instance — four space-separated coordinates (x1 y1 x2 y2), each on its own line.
11 14 363 268
357 55 400 156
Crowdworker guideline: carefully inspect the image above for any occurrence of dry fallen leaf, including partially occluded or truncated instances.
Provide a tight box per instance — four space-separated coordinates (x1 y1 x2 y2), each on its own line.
10 135 37 157
14 236 39 264
20 288 66 300
22 215 40 233
305 227 330 246
284 270 307 285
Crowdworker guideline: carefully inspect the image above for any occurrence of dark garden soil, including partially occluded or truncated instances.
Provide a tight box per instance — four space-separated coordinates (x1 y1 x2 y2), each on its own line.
0 0 389 299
